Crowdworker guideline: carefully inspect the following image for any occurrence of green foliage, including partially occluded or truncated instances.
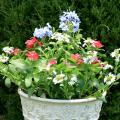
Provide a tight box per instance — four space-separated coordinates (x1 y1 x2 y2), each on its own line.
0 0 120 119
100 85 120 120
0 80 23 120
0 0 120 49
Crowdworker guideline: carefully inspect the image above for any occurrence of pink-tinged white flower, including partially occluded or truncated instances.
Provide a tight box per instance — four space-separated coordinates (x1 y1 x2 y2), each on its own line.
3 46 14 54
68 74 77 86
0 55 9 63
51 32 70 43
91 40 103 48
83 56 100 64
103 64 113 70
111 48 120 62
91 57 101 64
26 51 39 61
104 73 116 85
53 73 67 84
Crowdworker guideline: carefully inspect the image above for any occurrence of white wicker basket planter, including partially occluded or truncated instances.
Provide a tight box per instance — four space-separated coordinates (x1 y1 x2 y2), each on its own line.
18 89 103 120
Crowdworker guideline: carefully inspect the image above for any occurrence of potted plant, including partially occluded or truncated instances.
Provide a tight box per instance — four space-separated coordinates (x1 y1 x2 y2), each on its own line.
0 11 120 120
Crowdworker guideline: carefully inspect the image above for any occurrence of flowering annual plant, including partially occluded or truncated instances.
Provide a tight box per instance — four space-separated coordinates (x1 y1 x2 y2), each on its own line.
0 11 120 100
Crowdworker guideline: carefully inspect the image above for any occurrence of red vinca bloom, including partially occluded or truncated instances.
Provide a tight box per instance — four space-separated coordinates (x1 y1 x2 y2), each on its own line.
77 59 84 65
49 59 57 65
25 37 37 49
70 54 81 61
26 51 39 61
37 41 42 47
91 40 103 48
13 48 19 55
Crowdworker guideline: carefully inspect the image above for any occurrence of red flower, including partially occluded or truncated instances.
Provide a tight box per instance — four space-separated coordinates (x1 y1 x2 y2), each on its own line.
77 59 84 65
91 40 103 48
49 59 57 65
25 37 37 49
26 51 39 61
70 54 81 61
37 41 42 47
13 48 19 55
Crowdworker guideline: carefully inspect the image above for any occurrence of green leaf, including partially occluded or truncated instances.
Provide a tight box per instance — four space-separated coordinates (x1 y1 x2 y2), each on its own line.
5 78 11 88
27 87 35 96
117 73 120 80
33 74 40 83
10 59 26 70
25 75 32 88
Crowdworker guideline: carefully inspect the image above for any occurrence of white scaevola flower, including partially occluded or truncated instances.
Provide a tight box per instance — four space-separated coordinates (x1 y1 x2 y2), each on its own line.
0 55 9 63
63 34 70 43
104 73 116 85
111 48 120 62
47 77 52 80
102 91 107 97
103 64 113 70
53 73 67 84
82 38 92 47
51 32 70 43
3 46 14 54
68 74 77 86
87 51 98 57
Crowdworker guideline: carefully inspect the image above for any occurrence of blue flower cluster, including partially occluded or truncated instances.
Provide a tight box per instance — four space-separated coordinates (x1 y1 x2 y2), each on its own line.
33 23 52 39
59 11 81 33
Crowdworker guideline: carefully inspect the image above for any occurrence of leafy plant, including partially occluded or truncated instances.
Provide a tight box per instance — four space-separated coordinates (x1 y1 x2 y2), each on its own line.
0 11 119 100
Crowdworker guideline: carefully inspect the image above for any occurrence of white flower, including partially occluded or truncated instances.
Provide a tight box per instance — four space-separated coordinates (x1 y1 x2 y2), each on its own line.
3 46 14 54
83 51 98 64
64 34 70 43
104 73 116 85
47 77 52 80
102 91 107 97
87 51 98 57
103 64 113 70
51 32 70 43
0 55 9 63
68 74 77 86
82 38 92 47
111 48 120 62
53 73 67 84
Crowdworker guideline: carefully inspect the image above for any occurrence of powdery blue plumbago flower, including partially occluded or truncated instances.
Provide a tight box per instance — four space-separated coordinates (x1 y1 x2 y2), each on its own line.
2 46 14 54
33 23 52 39
0 55 9 63
104 73 116 85
59 11 81 33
